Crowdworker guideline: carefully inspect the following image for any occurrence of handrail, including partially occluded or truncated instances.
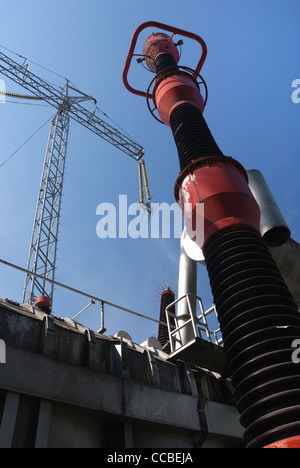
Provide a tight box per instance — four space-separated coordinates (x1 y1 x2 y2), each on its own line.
0 258 166 330
165 293 223 353
0 259 222 349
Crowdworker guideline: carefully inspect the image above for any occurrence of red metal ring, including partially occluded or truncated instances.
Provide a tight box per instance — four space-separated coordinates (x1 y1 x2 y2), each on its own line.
123 21 207 98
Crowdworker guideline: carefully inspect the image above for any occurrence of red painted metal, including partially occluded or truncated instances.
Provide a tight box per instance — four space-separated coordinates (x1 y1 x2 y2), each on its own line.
123 22 260 246
142 30 203 124
145 66 208 125
264 435 300 448
124 21 300 450
161 288 175 297
153 71 205 126
143 32 180 72
175 156 261 249
122 21 207 98
35 296 51 314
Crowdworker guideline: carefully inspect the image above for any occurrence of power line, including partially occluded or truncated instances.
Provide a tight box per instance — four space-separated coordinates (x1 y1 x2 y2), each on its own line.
1 100 50 107
0 43 140 147
0 89 42 100
95 105 140 145
0 42 90 95
0 42 145 307
0 43 66 89
0 112 56 168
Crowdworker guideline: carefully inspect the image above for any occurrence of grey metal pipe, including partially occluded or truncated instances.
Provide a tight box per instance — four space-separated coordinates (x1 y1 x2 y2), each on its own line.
176 230 198 347
246 169 300 306
268 238 300 308
138 162 144 204
247 169 290 247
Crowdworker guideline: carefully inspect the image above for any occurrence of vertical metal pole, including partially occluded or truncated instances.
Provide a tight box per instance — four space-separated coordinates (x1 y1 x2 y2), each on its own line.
101 301 105 331
176 231 197 348
140 159 151 204
98 301 106 334
138 162 144 204
22 84 70 306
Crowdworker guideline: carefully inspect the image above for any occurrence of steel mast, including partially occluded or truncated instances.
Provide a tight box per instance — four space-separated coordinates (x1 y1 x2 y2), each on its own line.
0 50 144 307
23 83 70 305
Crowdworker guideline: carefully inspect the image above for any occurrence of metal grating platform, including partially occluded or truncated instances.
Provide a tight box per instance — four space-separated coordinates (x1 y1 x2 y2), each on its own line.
167 336 229 376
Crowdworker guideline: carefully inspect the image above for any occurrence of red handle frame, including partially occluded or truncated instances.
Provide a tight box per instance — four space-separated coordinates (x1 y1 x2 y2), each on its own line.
122 21 207 98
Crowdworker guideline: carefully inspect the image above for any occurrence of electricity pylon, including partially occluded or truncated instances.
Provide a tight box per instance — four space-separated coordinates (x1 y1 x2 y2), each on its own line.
0 50 144 306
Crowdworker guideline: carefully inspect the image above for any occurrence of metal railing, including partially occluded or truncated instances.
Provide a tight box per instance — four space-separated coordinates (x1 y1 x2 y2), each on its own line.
165 293 223 353
0 258 166 335
0 259 223 350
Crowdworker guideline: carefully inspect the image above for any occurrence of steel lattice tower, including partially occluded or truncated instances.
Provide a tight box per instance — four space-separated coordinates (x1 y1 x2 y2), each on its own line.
22 86 70 304
0 50 144 307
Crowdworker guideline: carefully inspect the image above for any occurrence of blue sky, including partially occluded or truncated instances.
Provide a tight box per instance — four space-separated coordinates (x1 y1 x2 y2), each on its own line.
0 0 299 345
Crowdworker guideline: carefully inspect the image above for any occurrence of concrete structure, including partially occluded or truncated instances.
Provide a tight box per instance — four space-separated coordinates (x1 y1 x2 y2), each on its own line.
0 298 244 448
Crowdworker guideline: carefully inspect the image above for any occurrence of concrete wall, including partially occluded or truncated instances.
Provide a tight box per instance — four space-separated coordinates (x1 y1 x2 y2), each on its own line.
0 299 244 448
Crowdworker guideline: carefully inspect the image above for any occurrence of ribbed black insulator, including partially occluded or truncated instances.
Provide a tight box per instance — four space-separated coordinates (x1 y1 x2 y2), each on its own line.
170 103 224 171
203 228 300 448
154 52 178 74
158 289 175 354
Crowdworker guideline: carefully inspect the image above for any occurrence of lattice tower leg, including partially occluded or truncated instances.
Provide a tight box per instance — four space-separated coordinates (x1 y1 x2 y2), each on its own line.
22 107 70 306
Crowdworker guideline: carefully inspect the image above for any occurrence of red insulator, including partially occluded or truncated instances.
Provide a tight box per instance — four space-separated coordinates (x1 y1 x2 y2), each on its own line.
154 72 205 126
143 32 179 73
35 296 51 314
264 435 300 448
175 156 261 249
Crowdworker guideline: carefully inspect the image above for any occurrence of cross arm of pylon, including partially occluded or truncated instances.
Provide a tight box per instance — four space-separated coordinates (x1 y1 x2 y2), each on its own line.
68 102 144 160
0 50 144 161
